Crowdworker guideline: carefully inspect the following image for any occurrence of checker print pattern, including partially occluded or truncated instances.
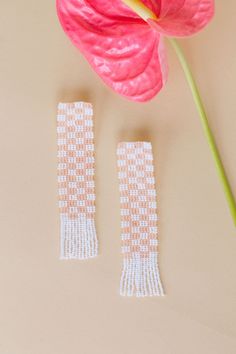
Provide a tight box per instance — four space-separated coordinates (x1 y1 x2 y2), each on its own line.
117 142 164 296
57 102 98 259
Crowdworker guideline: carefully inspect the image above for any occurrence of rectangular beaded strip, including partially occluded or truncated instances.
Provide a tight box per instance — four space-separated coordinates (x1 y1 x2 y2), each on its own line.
117 142 164 296
57 102 98 259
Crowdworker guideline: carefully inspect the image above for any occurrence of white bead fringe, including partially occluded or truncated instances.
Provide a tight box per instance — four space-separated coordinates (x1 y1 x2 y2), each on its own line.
120 254 164 297
60 215 98 260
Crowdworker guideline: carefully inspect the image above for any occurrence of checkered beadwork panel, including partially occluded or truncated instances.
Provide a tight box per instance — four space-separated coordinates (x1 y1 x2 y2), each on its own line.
57 102 98 259
117 142 164 297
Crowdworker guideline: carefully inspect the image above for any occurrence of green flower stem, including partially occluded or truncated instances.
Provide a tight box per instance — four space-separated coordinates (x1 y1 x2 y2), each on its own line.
120 0 236 226
169 37 236 226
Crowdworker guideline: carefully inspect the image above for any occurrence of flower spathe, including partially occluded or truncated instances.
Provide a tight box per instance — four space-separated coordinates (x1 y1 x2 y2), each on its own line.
56 0 214 102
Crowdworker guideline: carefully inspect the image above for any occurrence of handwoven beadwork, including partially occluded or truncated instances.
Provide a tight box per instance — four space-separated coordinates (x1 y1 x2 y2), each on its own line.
117 142 164 296
57 102 98 259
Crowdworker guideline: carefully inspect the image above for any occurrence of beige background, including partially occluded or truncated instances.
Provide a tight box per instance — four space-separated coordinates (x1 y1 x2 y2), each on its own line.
1 1 236 353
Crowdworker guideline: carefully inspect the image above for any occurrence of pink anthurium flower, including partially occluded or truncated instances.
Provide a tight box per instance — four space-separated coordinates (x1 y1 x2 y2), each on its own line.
56 0 214 101
56 0 236 227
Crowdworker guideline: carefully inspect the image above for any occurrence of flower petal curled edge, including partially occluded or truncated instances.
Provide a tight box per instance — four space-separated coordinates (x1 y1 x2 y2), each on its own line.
56 0 214 101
